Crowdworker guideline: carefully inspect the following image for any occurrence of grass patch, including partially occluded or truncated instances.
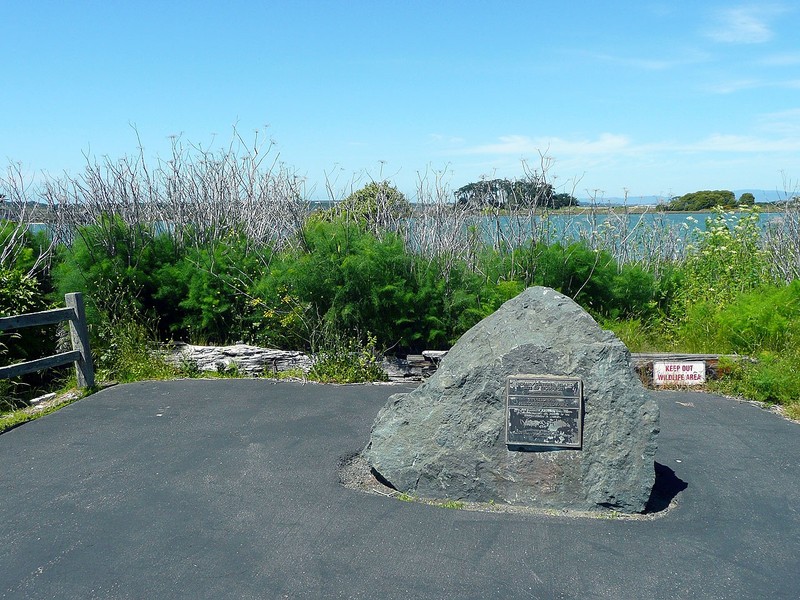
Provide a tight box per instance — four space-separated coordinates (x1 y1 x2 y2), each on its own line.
602 317 673 353
393 492 465 510
785 403 800 421
709 351 800 414
0 388 90 435
272 367 308 380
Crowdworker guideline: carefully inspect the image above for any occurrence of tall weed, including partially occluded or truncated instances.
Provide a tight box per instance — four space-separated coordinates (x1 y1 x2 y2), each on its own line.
308 330 387 383
94 315 177 383
674 206 771 315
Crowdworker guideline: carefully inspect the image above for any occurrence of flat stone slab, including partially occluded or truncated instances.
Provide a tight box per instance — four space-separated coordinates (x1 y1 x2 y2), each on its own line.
166 342 312 375
167 342 442 382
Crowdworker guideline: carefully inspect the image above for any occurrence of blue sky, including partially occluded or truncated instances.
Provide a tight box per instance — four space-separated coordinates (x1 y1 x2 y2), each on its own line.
3 1 799 200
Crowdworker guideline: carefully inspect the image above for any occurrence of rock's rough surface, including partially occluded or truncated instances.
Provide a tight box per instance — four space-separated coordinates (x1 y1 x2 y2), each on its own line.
364 286 659 513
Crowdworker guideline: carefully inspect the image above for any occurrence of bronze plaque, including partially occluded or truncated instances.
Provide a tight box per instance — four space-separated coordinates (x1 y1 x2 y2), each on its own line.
505 375 583 448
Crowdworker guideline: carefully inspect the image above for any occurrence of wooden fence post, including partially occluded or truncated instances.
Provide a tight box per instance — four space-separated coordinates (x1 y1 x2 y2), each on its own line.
65 292 95 388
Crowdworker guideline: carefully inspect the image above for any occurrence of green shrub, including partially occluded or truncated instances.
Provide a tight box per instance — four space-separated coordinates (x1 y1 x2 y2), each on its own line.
491 242 661 321
321 181 412 228
602 317 672 353
251 219 422 351
0 267 56 400
249 225 668 354
672 282 800 354
52 217 181 328
154 235 268 343
713 282 800 354
0 267 45 318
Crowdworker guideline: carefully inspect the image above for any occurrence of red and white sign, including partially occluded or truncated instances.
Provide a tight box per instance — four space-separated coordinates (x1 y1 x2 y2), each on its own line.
653 361 706 386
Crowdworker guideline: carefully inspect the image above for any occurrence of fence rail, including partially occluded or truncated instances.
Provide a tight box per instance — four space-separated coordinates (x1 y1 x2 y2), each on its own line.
0 293 94 388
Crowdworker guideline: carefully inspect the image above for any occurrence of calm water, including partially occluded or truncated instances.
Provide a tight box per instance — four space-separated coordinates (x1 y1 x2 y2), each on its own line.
473 210 783 244
26 210 784 245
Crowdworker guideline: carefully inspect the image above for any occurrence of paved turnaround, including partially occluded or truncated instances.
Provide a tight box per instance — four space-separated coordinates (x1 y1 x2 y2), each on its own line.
1 379 798 599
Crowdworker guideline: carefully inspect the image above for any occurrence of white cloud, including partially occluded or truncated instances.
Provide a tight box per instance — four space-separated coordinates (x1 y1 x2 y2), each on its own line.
757 108 800 137
704 79 763 94
591 53 679 71
706 6 779 44
428 133 465 145
590 49 711 72
757 52 800 66
757 108 800 135
705 78 800 94
678 133 800 153
436 130 800 197
453 131 800 166
459 133 633 157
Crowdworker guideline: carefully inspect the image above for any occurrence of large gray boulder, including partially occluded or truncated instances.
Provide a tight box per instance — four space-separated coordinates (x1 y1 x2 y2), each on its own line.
364 286 659 513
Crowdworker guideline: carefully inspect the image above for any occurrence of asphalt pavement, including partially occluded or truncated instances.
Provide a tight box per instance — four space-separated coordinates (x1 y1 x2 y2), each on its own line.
1 379 798 599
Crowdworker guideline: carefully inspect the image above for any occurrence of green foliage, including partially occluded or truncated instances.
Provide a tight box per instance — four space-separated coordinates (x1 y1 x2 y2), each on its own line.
6 195 799 416
672 207 773 346
250 287 313 350
0 268 43 318
666 190 736 211
52 217 181 328
673 282 800 355
602 317 672 353
0 265 55 390
328 181 411 225
610 277 800 413
454 178 575 209
154 235 267 343
93 315 178 383
308 331 387 383
272 367 307 380
738 192 755 205
509 242 661 320
252 221 661 354
0 223 54 366
0 391 86 435
713 282 800 353
0 220 44 273
249 222 665 355
711 350 800 411
52 220 266 345
252 219 425 351
682 208 768 298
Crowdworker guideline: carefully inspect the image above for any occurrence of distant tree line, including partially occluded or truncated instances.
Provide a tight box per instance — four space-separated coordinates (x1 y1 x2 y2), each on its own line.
454 178 578 210
664 190 755 211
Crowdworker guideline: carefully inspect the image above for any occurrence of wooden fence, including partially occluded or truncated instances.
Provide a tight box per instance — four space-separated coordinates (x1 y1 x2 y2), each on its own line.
0 293 94 388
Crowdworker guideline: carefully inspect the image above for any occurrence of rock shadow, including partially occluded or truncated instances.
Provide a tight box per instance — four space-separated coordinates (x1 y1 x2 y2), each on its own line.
645 462 688 513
